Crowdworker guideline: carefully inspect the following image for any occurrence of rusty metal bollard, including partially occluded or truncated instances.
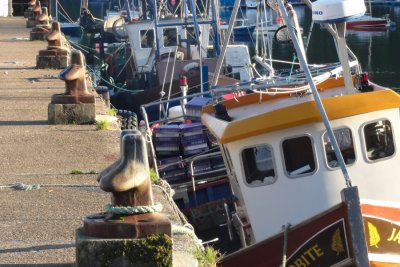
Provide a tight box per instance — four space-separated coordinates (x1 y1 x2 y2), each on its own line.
50 50 94 104
38 21 68 56
83 130 171 238
24 0 37 18
37 21 70 69
26 0 41 28
30 7 51 41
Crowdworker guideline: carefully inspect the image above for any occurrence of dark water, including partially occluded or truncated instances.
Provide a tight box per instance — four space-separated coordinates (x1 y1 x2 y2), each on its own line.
221 4 400 89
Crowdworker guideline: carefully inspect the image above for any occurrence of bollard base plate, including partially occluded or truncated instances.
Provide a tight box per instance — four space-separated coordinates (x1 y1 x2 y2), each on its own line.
48 103 95 125
26 20 37 28
76 228 173 267
51 94 95 104
36 55 68 69
30 31 49 41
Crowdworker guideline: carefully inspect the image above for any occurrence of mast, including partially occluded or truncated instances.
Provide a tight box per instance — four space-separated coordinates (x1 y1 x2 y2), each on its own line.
211 0 241 87
188 0 204 93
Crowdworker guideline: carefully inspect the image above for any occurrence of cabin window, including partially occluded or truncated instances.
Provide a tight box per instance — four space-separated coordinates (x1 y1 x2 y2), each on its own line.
140 29 154 48
241 145 276 186
163 28 177 47
323 128 355 168
363 119 395 161
186 27 197 45
282 136 316 177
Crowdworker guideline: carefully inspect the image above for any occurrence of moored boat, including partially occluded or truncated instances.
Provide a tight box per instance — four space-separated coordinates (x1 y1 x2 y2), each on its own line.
197 0 400 265
347 14 392 30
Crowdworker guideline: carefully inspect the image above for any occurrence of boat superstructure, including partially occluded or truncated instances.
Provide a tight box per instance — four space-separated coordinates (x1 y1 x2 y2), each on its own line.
110 0 253 119
197 0 400 265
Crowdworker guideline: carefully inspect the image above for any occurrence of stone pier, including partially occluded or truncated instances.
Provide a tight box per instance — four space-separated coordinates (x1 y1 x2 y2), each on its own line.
0 16 198 266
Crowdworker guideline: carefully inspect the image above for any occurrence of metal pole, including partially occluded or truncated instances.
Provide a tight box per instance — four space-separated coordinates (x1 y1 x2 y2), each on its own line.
335 22 355 94
8 0 12 16
276 0 352 187
153 0 160 60
211 0 220 56
188 0 204 93
210 0 241 88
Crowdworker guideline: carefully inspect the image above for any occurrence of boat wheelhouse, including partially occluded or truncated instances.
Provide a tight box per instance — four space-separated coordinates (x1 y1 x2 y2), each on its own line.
201 63 400 267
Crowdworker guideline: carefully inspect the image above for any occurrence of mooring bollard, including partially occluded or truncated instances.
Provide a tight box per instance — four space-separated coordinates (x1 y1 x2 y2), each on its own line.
95 86 110 109
48 50 95 124
30 7 51 41
24 0 36 18
26 0 41 28
36 21 70 69
76 130 172 267
52 50 94 104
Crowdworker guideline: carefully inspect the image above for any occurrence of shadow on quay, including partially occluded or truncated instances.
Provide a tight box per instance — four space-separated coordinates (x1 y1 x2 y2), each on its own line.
0 120 48 126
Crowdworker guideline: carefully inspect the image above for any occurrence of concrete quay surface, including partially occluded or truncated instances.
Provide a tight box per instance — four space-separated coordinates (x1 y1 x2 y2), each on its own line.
0 17 197 266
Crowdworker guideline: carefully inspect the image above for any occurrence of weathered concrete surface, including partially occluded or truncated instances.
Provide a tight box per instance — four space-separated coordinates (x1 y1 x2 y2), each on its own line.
0 17 198 266
36 54 69 69
76 230 173 267
48 103 96 124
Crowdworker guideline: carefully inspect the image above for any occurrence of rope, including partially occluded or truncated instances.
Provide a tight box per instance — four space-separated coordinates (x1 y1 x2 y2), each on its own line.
286 53 297 83
0 183 100 190
105 202 163 214
10 183 41 190
57 1 75 23
172 224 203 247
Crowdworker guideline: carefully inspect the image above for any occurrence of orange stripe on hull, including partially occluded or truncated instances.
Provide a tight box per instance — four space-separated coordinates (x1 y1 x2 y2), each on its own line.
371 262 400 267
362 204 400 222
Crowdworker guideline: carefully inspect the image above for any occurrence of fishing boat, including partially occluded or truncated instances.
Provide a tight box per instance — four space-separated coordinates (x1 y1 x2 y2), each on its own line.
346 14 392 30
220 0 258 8
102 0 254 121
196 0 400 265
220 18 256 36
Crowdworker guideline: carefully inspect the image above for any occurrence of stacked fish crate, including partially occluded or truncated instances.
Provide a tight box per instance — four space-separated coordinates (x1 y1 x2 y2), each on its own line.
153 97 226 184
157 156 187 183
180 122 209 156
153 124 181 156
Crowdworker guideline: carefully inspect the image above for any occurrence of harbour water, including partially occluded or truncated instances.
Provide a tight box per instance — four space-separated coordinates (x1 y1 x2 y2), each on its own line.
221 4 400 89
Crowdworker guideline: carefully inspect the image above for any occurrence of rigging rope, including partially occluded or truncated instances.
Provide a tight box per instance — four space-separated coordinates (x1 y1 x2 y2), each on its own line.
286 53 298 83
105 202 163 214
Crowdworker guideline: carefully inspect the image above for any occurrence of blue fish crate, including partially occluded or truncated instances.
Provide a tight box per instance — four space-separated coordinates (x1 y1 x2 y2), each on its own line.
182 142 209 156
159 169 188 183
181 134 208 146
181 133 207 143
179 122 205 134
157 156 185 172
189 159 212 177
154 141 181 156
153 124 181 138
154 136 181 142
181 135 209 156
210 155 226 170
185 97 212 120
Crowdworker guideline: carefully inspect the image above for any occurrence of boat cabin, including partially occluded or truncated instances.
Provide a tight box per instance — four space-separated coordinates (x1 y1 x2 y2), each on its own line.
125 17 252 86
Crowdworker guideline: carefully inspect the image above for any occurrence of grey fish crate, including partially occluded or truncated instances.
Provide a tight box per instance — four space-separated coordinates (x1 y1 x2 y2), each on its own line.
185 97 212 120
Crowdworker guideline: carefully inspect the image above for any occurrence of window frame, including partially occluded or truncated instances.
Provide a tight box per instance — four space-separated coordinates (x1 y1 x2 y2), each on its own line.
240 143 277 187
162 27 178 48
280 134 318 178
322 126 357 170
139 29 155 49
360 118 396 163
